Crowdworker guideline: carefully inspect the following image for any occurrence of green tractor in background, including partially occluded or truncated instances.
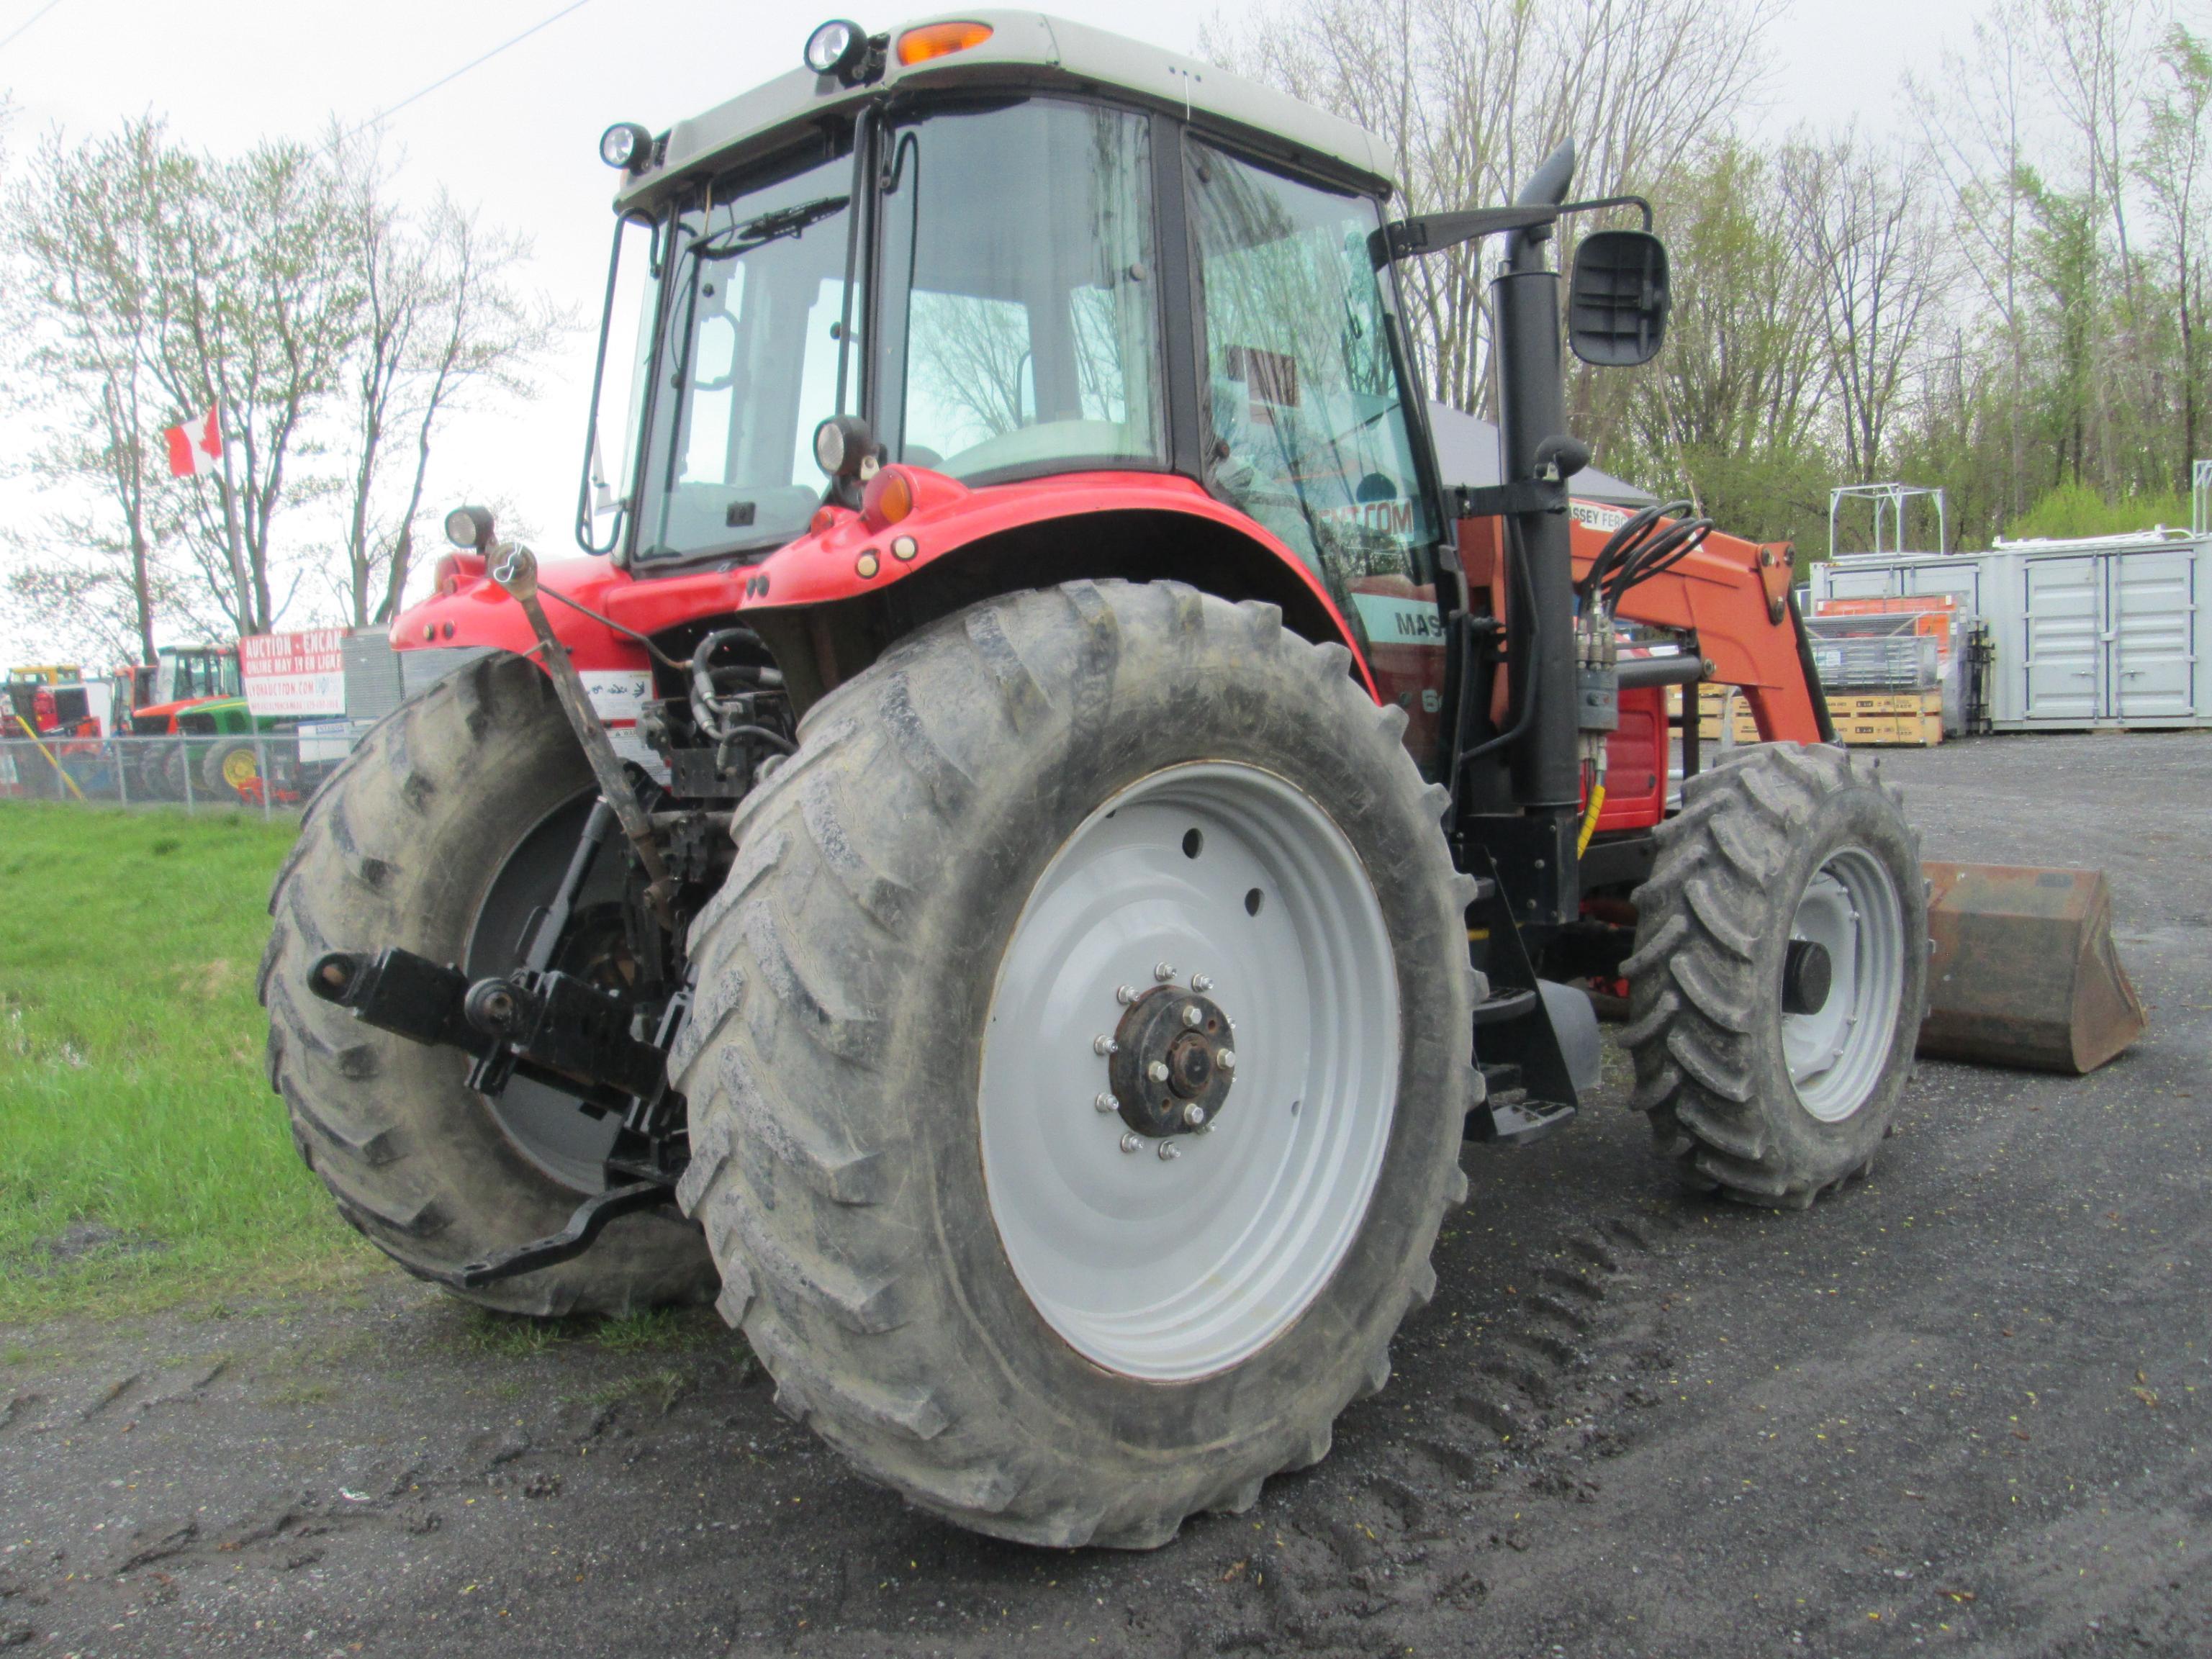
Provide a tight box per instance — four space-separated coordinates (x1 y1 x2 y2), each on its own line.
117 646 268 800
171 695 292 803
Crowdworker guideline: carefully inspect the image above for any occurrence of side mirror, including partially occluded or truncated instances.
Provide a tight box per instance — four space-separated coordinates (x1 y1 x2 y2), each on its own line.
1568 230 1670 367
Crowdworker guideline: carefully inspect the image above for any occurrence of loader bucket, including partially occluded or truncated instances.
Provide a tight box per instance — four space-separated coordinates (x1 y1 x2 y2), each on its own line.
1917 862 2147 1075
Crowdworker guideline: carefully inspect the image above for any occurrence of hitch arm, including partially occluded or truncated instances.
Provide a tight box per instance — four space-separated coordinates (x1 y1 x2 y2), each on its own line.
437 1180 672 1289
487 541 674 926
310 947 673 1113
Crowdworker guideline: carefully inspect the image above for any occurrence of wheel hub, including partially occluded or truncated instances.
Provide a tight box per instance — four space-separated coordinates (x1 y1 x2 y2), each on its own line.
1106 985 1236 1138
1781 937 1833 1015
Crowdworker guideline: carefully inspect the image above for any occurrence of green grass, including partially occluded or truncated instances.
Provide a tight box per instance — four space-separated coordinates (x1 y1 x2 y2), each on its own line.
0 802 363 1322
455 1303 721 1358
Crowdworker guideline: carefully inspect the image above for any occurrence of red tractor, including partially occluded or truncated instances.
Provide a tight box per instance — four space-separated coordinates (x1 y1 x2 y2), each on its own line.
271 13 2135 1547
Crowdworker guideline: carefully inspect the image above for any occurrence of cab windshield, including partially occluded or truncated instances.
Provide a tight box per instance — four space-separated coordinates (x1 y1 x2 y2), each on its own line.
618 95 1432 577
634 141 854 562
155 651 239 705
877 98 1163 479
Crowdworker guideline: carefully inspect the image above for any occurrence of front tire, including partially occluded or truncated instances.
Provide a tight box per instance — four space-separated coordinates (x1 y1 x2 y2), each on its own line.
1622 743 1928 1208
673 581 1479 1547
261 654 718 1315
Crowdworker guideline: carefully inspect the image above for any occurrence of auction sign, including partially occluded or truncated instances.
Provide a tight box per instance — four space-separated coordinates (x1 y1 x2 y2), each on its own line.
240 629 348 718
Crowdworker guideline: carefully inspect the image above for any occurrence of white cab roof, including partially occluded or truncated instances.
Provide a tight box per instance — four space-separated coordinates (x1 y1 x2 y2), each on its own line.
615 10 1396 211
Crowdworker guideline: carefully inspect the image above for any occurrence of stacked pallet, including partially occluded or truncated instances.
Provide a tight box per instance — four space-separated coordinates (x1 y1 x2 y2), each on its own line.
1674 684 1945 747
1827 689 1944 747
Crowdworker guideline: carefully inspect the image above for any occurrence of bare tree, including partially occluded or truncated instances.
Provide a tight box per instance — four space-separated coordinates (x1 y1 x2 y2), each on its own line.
137 137 362 638
1913 0 2044 521
329 133 565 626
1619 140 1830 525
1206 0 1781 419
1 120 183 664
2138 21 2212 485
1782 132 1949 483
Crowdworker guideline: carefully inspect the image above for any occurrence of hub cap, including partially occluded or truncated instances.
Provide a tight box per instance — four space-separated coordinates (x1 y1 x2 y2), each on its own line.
1783 847 1905 1123
979 763 1400 1383
1106 986 1235 1137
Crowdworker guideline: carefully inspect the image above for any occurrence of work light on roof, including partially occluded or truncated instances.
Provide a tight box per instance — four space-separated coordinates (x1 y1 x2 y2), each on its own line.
804 18 868 80
598 122 653 173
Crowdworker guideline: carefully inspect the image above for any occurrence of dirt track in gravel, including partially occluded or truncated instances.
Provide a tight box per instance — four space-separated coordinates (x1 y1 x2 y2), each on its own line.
3 731 2208 1658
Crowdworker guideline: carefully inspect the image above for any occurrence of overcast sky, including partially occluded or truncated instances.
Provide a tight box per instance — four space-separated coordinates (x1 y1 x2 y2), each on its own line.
0 0 1983 651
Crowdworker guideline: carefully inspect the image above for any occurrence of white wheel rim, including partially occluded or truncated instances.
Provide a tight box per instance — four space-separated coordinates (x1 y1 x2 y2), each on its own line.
1784 846 1905 1123
978 762 1401 1383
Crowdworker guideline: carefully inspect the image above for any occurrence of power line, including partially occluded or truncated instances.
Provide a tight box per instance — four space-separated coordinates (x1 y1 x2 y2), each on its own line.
0 0 68 53
349 0 596 135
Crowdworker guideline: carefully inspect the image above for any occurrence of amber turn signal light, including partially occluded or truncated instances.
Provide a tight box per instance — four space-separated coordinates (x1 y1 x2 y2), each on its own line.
895 20 992 64
862 465 916 529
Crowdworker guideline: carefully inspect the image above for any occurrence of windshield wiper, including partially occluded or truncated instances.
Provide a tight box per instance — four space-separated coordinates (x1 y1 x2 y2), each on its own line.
658 191 852 367
690 194 850 264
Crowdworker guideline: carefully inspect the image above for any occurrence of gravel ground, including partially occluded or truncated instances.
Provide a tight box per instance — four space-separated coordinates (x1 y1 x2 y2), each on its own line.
3 731 2207 1658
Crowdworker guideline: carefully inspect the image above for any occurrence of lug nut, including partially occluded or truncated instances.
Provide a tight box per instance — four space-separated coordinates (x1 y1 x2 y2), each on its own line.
1191 973 1214 992
1147 1060 1170 1084
1181 1004 1204 1028
1219 1049 1237 1072
1093 1034 1118 1056
1116 985 1139 1005
1119 1132 1142 1154
1153 962 1176 982
1094 1092 1119 1114
1157 1141 1181 1162
1182 1102 1206 1127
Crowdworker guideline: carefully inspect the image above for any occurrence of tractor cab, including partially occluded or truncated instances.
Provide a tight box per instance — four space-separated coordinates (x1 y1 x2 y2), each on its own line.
127 645 241 734
580 12 1440 654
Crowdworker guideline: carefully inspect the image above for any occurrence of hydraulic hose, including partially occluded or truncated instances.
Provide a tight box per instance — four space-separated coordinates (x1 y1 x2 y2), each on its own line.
1452 515 1544 778
1575 746 1609 855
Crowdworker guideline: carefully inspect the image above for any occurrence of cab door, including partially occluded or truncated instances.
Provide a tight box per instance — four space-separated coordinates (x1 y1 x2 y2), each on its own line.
1183 138 1448 764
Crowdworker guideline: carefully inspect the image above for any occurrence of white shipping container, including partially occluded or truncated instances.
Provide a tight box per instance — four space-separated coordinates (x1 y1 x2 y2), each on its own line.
1809 531 2209 731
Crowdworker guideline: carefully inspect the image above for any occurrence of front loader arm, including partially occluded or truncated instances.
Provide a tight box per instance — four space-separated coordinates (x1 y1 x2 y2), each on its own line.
1571 518 1823 743
1456 513 1825 745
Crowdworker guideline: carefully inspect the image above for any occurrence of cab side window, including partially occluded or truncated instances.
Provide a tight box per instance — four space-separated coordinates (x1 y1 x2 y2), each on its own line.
1185 142 1434 591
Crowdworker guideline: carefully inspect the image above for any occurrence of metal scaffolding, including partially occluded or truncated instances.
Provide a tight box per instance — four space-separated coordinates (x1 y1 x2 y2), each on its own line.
1828 483 1948 560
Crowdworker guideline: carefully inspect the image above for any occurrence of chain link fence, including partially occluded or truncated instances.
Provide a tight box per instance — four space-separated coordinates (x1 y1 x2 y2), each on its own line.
0 725 356 817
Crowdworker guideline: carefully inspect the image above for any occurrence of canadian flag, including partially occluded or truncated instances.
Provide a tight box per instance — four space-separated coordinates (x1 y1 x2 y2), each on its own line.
163 406 223 478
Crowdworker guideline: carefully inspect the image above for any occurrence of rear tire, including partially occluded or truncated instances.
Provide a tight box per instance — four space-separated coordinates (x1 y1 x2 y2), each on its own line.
1622 743 1927 1208
153 741 189 800
674 580 1479 1546
261 654 718 1316
202 736 262 801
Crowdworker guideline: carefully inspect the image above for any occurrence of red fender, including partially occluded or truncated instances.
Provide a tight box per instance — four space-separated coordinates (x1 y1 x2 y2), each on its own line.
392 470 1379 700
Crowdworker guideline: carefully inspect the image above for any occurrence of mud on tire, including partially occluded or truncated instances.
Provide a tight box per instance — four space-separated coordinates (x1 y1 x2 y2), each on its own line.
1622 742 1927 1208
261 654 718 1316
672 580 1481 1547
